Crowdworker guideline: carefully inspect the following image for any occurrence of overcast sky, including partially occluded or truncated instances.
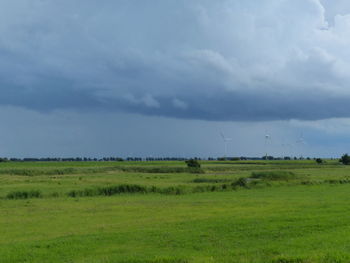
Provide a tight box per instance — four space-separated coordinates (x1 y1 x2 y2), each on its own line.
1 0 350 158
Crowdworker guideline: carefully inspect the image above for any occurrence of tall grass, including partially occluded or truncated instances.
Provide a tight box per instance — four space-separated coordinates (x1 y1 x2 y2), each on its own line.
251 171 297 181
118 166 204 174
66 178 250 198
192 178 232 183
6 190 42 199
118 259 189 263
0 165 204 176
67 184 148 197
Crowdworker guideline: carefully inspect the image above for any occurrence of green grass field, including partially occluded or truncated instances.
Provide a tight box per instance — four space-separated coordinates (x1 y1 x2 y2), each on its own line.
2 159 350 263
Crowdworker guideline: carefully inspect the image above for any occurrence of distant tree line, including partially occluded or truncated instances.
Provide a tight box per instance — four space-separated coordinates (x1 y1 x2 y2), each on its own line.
0 155 343 162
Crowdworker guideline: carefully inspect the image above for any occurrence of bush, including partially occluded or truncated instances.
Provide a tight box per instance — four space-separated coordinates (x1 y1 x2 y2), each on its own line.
185 159 201 168
340 154 350 165
315 158 324 164
251 171 296 181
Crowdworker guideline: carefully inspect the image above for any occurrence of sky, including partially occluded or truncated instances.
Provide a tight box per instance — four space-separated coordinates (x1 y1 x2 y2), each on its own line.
1 0 350 158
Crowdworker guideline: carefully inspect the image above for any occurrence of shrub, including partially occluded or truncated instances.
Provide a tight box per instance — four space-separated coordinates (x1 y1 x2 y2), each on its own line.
315 158 324 164
185 159 201 168
340 154 350 165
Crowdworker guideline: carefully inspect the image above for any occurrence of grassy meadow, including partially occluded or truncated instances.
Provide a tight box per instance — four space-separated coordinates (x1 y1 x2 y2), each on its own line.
2 159 350 262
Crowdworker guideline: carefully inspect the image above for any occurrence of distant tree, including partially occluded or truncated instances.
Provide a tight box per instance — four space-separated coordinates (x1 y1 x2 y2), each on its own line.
315 158 324 164
340 154 350 165
185 159 201 168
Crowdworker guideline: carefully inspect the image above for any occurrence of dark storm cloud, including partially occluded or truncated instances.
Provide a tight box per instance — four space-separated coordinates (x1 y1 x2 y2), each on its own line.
100 89 350 121
1 0 350 121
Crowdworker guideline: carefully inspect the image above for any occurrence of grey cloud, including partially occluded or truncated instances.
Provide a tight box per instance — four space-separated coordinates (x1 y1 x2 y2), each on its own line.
102 89 350 121
1 0 350 121
172 98 188 110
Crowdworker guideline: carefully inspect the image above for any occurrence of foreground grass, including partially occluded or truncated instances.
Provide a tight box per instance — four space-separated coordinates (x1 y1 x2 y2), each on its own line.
1 185 350 262
1 160 350 262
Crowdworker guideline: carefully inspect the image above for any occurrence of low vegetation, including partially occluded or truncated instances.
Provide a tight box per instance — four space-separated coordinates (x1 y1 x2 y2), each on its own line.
1 159 350 262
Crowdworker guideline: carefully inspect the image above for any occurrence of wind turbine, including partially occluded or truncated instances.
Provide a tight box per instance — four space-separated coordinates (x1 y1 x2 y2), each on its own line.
295 133 306 159
296 133 305 145
281 142 293 159
220 132 232 159
264 132 271 159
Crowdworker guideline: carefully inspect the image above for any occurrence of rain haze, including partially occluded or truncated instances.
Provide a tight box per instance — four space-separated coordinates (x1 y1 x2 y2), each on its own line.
1 0 350 158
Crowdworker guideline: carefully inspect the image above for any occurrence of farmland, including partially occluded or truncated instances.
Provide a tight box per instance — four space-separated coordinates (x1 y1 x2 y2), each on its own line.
1 160 350 263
